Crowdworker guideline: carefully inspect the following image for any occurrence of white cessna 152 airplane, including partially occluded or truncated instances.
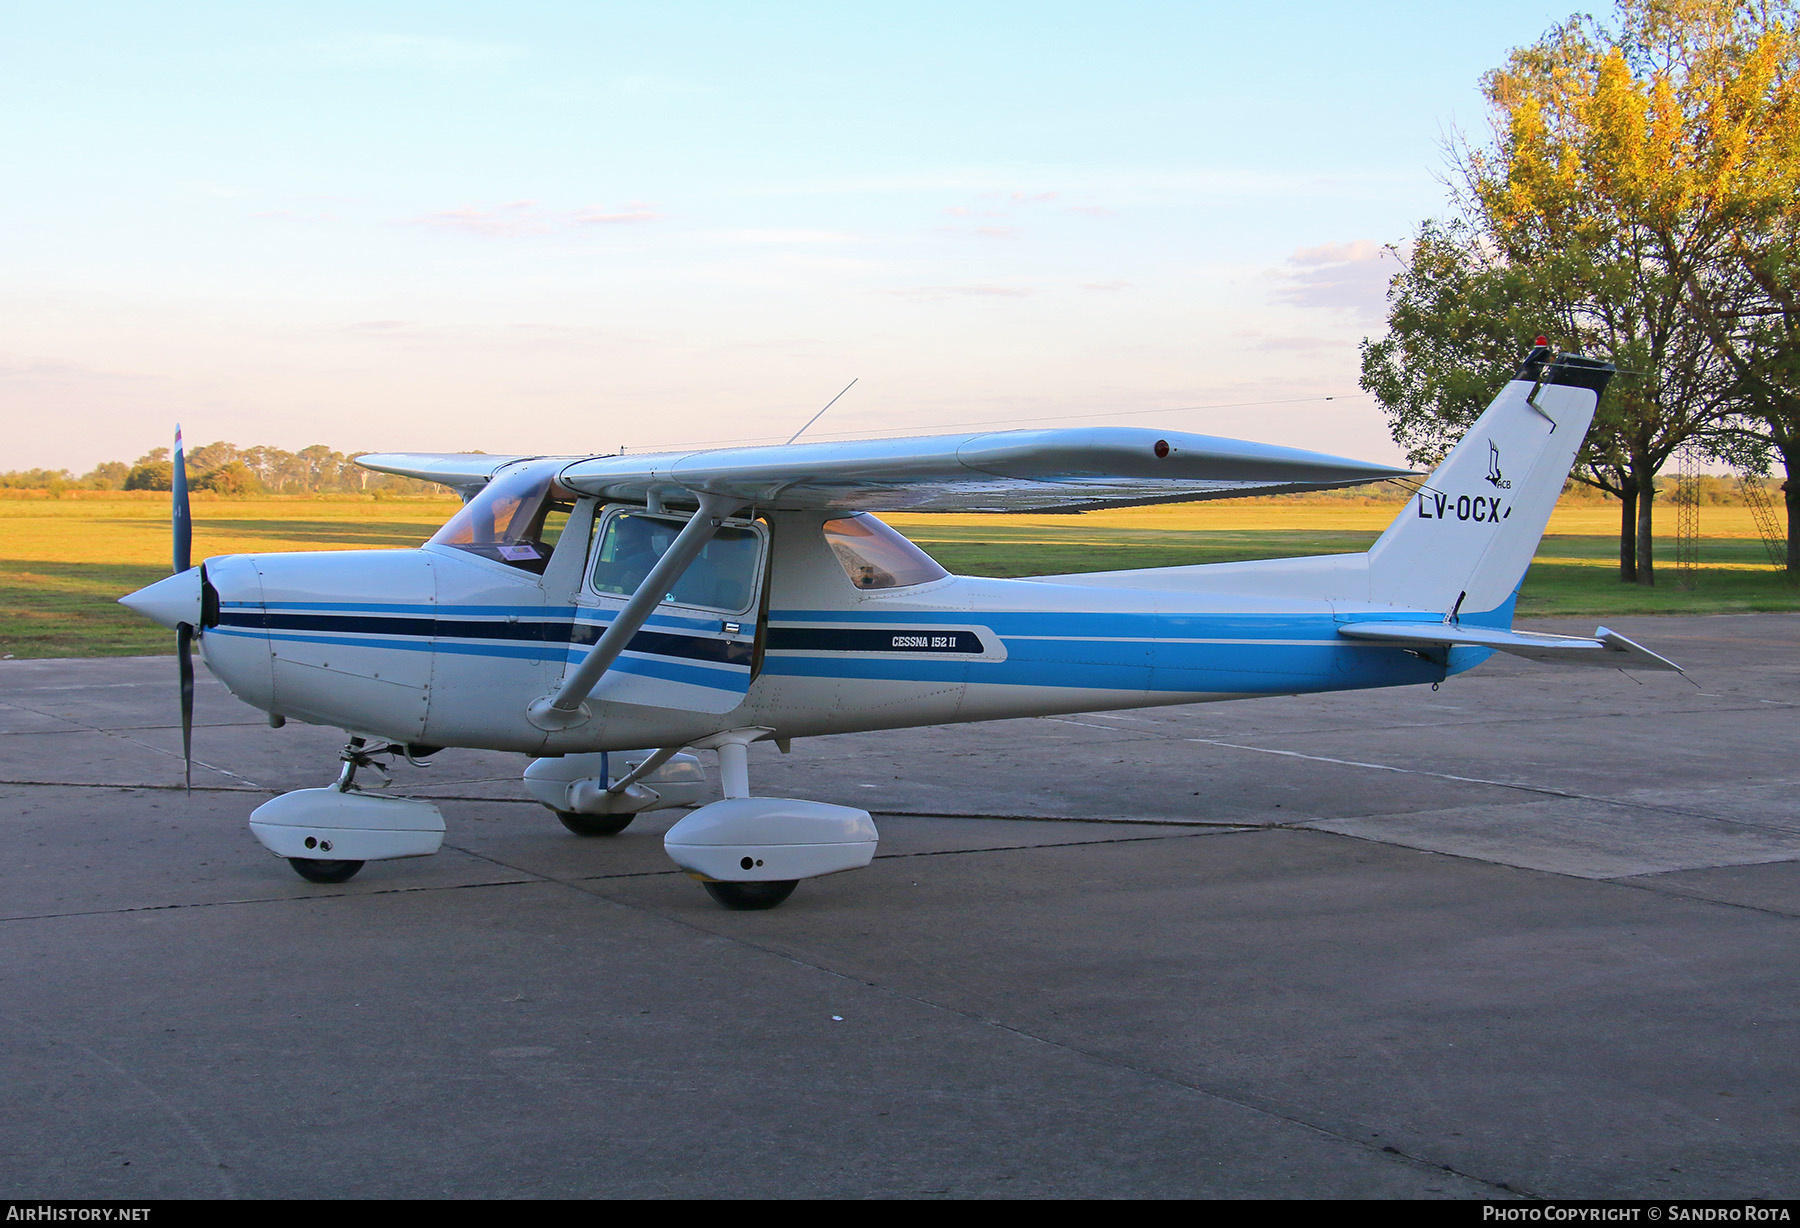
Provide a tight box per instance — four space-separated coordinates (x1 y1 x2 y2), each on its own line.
121 344 1677 909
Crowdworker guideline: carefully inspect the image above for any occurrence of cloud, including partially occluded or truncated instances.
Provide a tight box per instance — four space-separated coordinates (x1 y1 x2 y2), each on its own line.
1230 331 1349 353
251 208 342 223
880 284 1038 301
573 206 661 226
1067 205 1114 217
703 229 858 245
401 201 660 237
314 33 523 71
0 356 151 386
1081 280 1130 292
404 201 544 236
1268 239 1397 321
974 226 1018 240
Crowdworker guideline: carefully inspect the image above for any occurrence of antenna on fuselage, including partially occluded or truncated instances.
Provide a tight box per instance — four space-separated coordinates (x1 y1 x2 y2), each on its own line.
787 378 858 445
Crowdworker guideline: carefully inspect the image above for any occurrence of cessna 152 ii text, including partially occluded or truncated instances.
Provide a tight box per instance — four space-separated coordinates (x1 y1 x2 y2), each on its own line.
120 344 1677 909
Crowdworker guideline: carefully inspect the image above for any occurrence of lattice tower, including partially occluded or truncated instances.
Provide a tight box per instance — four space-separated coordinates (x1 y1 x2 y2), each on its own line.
1672 441 1702 588
1739 474 1788 570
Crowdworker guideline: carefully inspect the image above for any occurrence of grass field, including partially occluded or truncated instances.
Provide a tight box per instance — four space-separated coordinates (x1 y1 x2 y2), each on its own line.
1 489 1793 659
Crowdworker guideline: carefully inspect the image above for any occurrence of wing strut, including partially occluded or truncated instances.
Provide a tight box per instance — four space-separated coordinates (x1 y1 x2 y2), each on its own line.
527 492 744 730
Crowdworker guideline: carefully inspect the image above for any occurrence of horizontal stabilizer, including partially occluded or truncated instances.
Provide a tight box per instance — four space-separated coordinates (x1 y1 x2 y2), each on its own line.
1337 621 1683 672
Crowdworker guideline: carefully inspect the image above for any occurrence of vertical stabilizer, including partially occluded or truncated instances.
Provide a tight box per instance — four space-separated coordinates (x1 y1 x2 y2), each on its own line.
1365 348 1611 621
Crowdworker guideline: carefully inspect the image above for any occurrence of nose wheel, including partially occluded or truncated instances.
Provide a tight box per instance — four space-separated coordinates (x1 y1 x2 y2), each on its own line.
272 737 430 885
287 857 365 884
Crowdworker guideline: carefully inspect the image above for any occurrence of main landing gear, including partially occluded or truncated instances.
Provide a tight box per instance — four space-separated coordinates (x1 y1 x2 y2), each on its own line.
531 733 879 910
525 749 708 836
554 810 635 837
657 731 878 912
703 880 799 911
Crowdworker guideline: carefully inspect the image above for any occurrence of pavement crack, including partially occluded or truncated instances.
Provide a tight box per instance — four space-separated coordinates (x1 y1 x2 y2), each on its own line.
0 697 266 789
1602 876 1800 921
1182 738 1800 833
0 876 542 923
870 829 1241 861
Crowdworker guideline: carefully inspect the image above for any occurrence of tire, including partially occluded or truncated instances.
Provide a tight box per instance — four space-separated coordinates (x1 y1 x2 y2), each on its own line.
703 880 798 911
288 857 365 884
555 810 635 837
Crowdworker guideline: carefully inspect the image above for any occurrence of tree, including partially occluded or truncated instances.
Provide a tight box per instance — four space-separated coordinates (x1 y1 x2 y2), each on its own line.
1366 0 1794 584
80 461 130 490
1360 222 1539 470
1361 219 1733 584
193 460 262 496
1686 239 1800 567
123 461 173 491
1666 1 1800 570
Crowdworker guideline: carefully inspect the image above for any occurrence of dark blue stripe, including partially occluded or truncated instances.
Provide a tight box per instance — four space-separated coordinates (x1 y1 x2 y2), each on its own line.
217 610 750 666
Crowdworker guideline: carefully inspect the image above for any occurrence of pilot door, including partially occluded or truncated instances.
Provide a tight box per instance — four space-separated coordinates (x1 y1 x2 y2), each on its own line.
569 506 767 714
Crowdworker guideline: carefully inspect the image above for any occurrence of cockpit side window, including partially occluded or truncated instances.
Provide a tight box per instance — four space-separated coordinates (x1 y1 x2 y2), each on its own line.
428 461 573 575
823 514 948 590
591 510 763 613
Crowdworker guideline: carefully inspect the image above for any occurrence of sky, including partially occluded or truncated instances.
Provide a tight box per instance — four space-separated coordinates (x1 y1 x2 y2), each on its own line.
0 1 1586 474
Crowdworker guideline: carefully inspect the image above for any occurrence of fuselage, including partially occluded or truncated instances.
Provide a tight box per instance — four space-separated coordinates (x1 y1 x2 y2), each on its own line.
193 502 1485 755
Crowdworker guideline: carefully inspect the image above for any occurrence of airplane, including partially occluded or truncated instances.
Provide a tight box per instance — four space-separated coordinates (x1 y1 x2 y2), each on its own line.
119 343 1680 909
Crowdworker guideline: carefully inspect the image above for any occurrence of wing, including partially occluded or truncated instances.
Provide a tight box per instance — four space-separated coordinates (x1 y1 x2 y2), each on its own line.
354 452 542 497
547 427 1412 514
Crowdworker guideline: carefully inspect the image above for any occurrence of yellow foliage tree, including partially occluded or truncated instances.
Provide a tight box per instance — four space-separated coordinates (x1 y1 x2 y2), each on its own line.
1458 0 1799 582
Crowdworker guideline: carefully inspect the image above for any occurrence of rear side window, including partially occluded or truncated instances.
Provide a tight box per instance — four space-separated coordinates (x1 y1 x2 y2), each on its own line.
591 511 763 613
823 515 948 590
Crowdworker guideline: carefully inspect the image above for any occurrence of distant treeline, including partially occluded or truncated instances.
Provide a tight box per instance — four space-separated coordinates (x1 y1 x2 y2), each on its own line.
0 442 449 496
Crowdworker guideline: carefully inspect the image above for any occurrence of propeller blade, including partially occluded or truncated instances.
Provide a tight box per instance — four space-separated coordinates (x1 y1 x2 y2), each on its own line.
173 426 194 791
172 424 191 575
177 623 195 792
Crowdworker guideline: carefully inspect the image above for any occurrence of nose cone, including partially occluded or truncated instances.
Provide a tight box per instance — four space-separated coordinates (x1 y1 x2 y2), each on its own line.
120 567 202 631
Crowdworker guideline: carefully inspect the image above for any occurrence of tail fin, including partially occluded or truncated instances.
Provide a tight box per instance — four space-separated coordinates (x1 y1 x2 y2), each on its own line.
1366 347 1612 622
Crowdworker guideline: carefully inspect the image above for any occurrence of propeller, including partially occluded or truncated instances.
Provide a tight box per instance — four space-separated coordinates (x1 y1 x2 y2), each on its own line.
172 426 193 792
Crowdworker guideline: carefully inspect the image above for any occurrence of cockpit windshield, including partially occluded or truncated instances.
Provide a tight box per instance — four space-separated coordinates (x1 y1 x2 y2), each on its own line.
428 461 573 575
